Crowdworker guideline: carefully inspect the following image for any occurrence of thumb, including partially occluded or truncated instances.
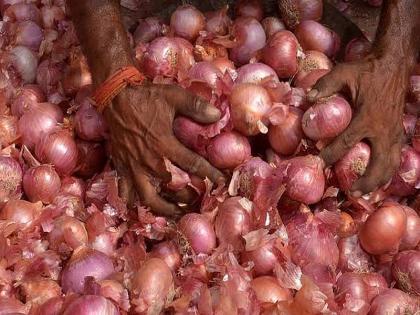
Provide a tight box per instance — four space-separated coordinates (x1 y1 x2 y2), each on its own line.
307 67 347 102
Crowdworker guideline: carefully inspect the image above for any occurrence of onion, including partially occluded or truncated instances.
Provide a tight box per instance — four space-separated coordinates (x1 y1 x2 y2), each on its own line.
338 235 372 272
131 258 173 314
60 176 86 199
268 107 303 156
187 61 223 99
178 213 216 254
261 17 286 38
35 129 78 175
282 155 325 204
230 17 266 65
212 57 236 75
205 6 231 36
150 241 181 272
133 17 164 44
141 37 179 78
361 272 388 302
369 289 415 315
1 199 39 225
207 131 251 169
241 239 281 276
74 100 107 141
0 115 18 146
400 206 420 250
0 156 22 205
18 102 63 149
61 247 114 293
234 0 263 21
294 21 340 57
278 0 323 29
12 20 43 51
23 165 61 204
20 278 61 307
251 276 292 304
75 140 107 179
48 215 88 251
235 63 279 85
4 45 38 84
344 37 372 62
36 59 63 93
35 296 64 315
3 3 41 24
40 5 65 29
229 83 272 136
11 84 45 117
334 142 371 190
63 295 119 315
338 212 357 238
294 50 332 89
335 272 369 314
392 250 420 295
170 5 205 41
262 30 299 79
359 203 407 255
302 95 352 140
62 51 92 96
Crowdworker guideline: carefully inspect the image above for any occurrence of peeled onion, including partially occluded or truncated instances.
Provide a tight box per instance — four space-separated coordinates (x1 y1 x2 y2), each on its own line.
178 213 216 254
74 100 107 141
278 0 323 29
369 289 415 315
170 5 204 41
23 165 61 204
251 276 292 304
392 250 420 295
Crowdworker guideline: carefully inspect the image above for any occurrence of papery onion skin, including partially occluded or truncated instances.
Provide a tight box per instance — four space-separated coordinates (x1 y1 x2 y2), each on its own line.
241 240 280 276
369 289 415 315
48 215 88 251
262 30 299 79
60 176 86 199
150 240 181 272
0 115 18 146
20 278 61 307
334 142 371 191
3 3 41 24
141 37 179 78
359 203 407 255
235 63 279 85
134 17 164 44
0 156 22 205
1 199 38 225
251 276 292 304
261 17 286 38
34 296 64 315
61 247 114 293
278 0 323 29
170 5 205 41
344 37 372 62
294 50 332 89
392 250 420 295
205 6 232 36
400 206 420 250
23 165 61 204
6 45 39 84
338 212 357 238
361 272 388 302
234 0 264 21
212 57 236 75
11 84 45 117
63 295 119 315
335 272 369 313
178 213 216 254
338 235 372 272
302 95 352 140
75 140 107 179
13 20 43 51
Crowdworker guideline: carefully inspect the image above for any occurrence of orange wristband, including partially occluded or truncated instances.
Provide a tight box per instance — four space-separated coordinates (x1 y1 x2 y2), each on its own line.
91 66 146 113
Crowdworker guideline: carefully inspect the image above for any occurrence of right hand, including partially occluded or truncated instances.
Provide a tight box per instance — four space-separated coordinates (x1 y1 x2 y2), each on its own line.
104 83 225 217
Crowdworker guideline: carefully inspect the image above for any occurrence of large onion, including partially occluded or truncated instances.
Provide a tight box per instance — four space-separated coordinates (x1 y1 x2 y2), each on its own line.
251 276 292 304
178 213 216 254
400 206 420 250
63 295 119 315
170 5 204 41
74 100 107 141
23 165 61 204
205 6 231 36
278 0 323 29
392 250 420 295
0 156 23 205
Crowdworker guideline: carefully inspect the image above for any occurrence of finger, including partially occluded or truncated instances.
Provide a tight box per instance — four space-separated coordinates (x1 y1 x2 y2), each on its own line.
112 157 136 207
161 186 199 205
307 67 348 102
162 85 221 124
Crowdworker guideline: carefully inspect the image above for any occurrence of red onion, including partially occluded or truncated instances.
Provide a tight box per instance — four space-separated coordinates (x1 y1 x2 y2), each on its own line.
268 107 303 156
0 156 22 205
295 21 340 57
23 165 61 204
361 273 388 302
60 176 86 199
20 278 61 307
150 240 181 272
344 37 372 62
359 203 407 255
173 37 195 76
0 115 18 146
392 250 420 295
302 95 352 140
4 45 38 84
369 289 415 315
334 142 371 191
131 258 173 314
212 57 236 74
235 63 279 85
234 0 264 21
74 100 107 141
338 212 357 238
18 102 63 149
75 140 106 179
178 213 216 254
141 37 179 78
11 84 45 117
1 199 39 225
387 145 420 196
251 276 292 304
36 59 63 93
133 17 164 44
63 295 119 315
338 235 372 272
400 206 420 250
48 215 88 251
187 61 223 99
34 296 63 315
205 6 231 36
230 17 266 65
230 83 272 136
335 272 369 314
207 131 251 169
170 5 205 41
12 20 43 51
40 5 65 29
241 239 281 276
61 247 114 293
261 17 286 38
278 0 323 29
3 3 41 24
35 129 78 175
282 155 325 204
262 30 300 79
294 50 332 89
62 52 92 96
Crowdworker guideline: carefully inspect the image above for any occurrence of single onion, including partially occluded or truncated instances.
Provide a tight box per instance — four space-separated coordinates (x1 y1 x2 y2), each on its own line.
60 176 86 199
268 107 303 156
62 52 92 96
261 17 286 38
3 3 41 24
369 289 415 315
361 273 388 302
241 239 281 276
230 17 266 65
262 30 299 78
1 199 39 225
338 235 372 272
338 212 357 238
282 155 325 204
344 37 372 62
392 250 420 295
0 115 18 146
18 102 63 149
178 213 216 254
334 142 371 190
294 50 332 89
150 241 181 272
0 0 23 13
187 61 223 99
335 272 369 314
0 156 22 205
4 45 38 83
20 278 61 307
61 247 114 293
170 5 204 41
251 276 292 304
40 5 65 29
63 295 119 315
212 57 236 74
207 131 251 169
134 17 165 44
11 84 45 117
235 63 279 85
295 20 340 57
35 129 78 175
75 140 107 179
74 100 107 141
302 95 352 140
13 20 43 51
400 206 420 250
234 0 263 20
36 59 62 93
23 165 61 204
359 203 407 255
131 258 173 315
230 83 272 136
278 0 323 29
403 114 417 137
205 6 231 36
34 296 63 315
48 215 88 251
141 36 179 78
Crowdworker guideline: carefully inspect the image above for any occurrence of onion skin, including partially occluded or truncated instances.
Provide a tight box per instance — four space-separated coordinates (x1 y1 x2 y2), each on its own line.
48 215 88 252
150 241 181 272
63 295 119 315
11 84 45 117
0 115 18 147
60 176 86 199
359 203 407 255
251 276 292 304
392 250 420 295
261 17 286 38
0 156 22 206
235 63 279 85
344 37 372 62
178 213 216 254
335 272 369 313
134 17 164 44
205 7 231 36
241 240 280 276
170 5 204 41
302 95 352 140
20 278 61 307
234 0 264 21
23 165 61 204
278 0 323 29
338 235 372 272
399 206 420 250
361 272 388 302
369 289 415 315
1 199 38 225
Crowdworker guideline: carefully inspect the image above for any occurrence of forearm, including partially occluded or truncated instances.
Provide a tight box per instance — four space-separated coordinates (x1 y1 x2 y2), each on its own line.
67 0 134 85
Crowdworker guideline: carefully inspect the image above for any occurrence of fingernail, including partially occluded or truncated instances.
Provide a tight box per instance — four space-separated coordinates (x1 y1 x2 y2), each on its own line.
307 89 318 101
351 190 363 198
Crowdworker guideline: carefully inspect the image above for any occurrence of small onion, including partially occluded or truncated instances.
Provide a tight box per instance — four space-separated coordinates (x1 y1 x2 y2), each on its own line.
134 17 164 44
4 45 38 83
338 235 372 272
1 199 38 225
60 176 86 199
234 0 264 20
278 0 323 29
20 278 61 307
235 63 279 85
150 241 181 272
23 165 61 204
359 203 407 255
63 295 119 315
187 61 223 99
344 37 372 62
36 59 62 93
0 115 18 146
302 95 352 140
335 272 369 314
205 6 231 36
251 276 292 304
13 20 43 51
338 212 357 238
170 4 205 41
141 37 179 78
11 84 45 117
75 140 107 179
40 5 65 29
61 52 92 96
0 156 23 205
241 239 281 276
392 250 420 295
400 206 420 250
3 3 41 24
261 17 286 38
74 100 107 141
178 213 216 254
294 50 332 89
361 272 388 302
369 289 415 315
